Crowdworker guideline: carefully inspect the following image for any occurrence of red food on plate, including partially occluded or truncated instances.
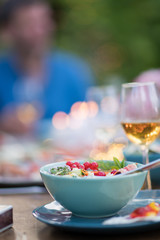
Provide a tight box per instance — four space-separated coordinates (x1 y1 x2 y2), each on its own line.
130 202 160 218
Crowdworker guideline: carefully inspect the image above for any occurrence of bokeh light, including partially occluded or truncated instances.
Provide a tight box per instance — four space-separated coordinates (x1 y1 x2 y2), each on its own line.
70 102 89 120
101 96 119 115
16 104 39 125
87 101 99 118
52 112 70 130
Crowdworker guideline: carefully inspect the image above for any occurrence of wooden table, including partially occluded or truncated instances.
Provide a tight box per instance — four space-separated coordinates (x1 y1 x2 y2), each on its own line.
0 193 160 240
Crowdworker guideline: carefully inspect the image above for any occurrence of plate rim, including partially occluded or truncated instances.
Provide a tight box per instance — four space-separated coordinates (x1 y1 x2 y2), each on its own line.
32 191 160 232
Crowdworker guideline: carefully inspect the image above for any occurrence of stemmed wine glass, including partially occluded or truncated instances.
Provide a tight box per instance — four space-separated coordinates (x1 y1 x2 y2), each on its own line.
120 82 160 190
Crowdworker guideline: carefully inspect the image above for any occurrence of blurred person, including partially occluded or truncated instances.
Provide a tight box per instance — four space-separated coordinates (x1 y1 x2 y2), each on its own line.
0 0 94 135
122 70 160 121
135 69 160 93
134 69 160 114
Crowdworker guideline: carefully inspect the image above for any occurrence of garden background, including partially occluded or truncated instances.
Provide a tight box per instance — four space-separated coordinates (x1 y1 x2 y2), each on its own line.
50 0 160 85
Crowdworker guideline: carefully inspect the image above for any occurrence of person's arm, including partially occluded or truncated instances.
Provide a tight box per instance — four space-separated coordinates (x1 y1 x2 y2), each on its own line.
0 107 33 135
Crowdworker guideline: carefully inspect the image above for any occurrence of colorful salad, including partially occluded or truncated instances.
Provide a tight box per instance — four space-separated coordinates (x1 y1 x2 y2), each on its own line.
50 157 138 177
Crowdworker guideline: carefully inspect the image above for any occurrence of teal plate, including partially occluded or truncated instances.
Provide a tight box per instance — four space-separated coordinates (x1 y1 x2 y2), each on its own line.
33 190 160 234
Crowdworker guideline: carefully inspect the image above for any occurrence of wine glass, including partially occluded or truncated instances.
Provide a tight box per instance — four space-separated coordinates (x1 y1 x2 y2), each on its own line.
120 82 160 190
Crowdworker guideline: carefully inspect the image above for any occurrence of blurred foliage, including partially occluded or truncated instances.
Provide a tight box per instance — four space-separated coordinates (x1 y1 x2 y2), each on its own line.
50 0 160 84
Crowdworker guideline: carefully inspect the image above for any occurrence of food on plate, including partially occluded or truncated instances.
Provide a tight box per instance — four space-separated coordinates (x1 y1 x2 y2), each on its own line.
50 157 138 177
41 159 146 218
130 202 160 218
0 162 27 177
0 140 57 180
0 162 40 179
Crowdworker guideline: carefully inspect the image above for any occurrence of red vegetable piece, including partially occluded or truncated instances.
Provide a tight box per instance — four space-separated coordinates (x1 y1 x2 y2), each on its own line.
66 161 73 167
79 164 85 170
71 164 77 169
94 171 106 176
90 162 98 170
74 162 81 168
130 206 152 218
83 162 91 170
111 170 117 174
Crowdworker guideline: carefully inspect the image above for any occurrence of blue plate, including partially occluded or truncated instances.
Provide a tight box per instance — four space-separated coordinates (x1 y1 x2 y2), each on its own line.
124 153 160 185
33 190 160 234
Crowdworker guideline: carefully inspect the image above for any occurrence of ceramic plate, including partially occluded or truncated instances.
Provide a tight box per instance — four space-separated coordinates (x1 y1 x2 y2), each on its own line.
33 190 160 234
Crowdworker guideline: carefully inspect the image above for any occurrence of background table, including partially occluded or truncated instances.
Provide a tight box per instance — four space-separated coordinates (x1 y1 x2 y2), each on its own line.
0 193 160 240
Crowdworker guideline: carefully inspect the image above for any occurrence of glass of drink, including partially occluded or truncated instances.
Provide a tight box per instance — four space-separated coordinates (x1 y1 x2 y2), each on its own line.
121 82 160 189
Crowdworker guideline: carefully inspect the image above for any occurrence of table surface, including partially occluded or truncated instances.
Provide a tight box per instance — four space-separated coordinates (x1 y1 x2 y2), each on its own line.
1 192 160 240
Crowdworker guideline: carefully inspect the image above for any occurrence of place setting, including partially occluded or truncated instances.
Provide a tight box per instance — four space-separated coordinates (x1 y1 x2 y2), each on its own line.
0 1 160 239
33 160 160 234
32 82 160 234
1 81 160 237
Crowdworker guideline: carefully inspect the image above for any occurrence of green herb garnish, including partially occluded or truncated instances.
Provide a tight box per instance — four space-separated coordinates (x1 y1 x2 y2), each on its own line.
89 157 126 171
50 168 58 174
121 158 126 168
50 166 70 176
113 157 123 169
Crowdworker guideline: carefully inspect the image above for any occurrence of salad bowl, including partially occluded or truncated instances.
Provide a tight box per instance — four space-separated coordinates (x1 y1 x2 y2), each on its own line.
40 160 147 218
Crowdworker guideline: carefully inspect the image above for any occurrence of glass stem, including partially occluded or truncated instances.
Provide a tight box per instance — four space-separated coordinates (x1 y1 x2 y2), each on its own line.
142 146 149 165
141 146 152 190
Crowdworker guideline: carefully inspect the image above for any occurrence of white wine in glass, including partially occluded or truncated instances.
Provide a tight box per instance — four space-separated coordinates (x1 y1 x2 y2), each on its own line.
121 82 160 190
